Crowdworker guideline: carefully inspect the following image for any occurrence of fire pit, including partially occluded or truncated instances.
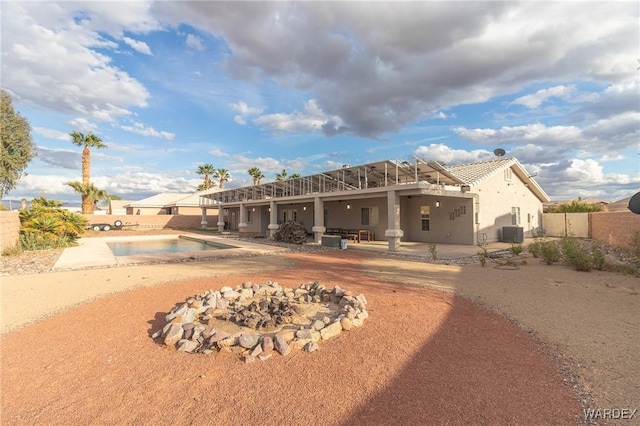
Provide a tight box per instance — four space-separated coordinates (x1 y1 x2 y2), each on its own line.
152 280 369 362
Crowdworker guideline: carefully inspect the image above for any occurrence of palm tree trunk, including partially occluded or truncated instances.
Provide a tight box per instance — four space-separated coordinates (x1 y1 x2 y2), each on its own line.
82 146 90 185
81 195 94 214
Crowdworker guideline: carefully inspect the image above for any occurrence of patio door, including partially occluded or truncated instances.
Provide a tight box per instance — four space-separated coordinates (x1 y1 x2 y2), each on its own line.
282 209 297 222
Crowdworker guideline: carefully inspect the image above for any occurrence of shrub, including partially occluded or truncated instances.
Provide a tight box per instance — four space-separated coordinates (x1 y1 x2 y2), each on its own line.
510 243 523 256
528 239 543 258
477 244 488 267
17 196 87 251
561 236 593 271
540 240 562 265
591 244 605 271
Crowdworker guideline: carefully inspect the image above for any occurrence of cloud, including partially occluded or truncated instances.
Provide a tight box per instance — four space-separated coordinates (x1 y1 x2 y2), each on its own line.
155 2 636 138
35 147 80 170
510 85 575 109
2 2 150 122
119 122 175 140
185 34 204 51
33 127 71 141
413 144 494 165
122 36 152 55
230 101 264 125
253 100 345 135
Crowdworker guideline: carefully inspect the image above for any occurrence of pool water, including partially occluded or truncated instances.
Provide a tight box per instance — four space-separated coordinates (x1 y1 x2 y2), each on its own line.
106 238 232 256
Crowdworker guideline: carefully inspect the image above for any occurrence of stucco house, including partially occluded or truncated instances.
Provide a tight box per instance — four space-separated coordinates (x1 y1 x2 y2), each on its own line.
200 157 549 251
126 189 219 216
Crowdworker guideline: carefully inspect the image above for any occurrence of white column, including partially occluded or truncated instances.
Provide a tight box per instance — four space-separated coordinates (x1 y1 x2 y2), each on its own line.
238 204 248 234
311 196 326 243
200 207 208 228
217 205 226 232
384 190 403 251
267 200 279 238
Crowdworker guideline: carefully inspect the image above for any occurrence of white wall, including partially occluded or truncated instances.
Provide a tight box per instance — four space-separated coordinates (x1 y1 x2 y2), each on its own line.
474 168 544 242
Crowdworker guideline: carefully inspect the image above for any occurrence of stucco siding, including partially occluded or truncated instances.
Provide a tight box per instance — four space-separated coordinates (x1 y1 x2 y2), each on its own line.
473 169 544 242
0 211 21 251
402 195 474 244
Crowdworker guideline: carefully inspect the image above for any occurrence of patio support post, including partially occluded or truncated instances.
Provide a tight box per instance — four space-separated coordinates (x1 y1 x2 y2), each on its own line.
311 196 325 243
268 200 279 239
238 204 248 235
200 207 208 228
384 189 403 251
217 205 226 232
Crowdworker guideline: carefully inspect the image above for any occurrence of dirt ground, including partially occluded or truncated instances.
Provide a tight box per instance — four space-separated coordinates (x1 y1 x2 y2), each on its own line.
1 247 639 425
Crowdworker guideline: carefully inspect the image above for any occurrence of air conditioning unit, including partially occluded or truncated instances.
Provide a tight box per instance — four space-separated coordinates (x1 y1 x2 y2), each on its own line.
502 226 524 243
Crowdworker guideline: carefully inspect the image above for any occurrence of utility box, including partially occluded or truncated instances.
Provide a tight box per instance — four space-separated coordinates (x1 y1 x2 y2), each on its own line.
321 235 341 248
502 226 524 243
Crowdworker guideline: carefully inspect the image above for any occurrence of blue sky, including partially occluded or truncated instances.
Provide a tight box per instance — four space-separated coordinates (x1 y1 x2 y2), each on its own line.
2 1 638 205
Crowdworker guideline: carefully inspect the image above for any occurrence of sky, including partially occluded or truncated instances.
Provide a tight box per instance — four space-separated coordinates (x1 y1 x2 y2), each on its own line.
2 1 639 206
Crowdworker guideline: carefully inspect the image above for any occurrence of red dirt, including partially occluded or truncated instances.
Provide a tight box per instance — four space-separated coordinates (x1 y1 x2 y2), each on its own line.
1 252 581 425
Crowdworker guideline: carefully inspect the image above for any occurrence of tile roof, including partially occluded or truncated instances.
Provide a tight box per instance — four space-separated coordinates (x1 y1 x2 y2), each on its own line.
445 158 516 185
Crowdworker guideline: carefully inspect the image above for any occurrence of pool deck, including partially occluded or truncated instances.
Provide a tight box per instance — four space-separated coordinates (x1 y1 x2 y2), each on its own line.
53 232 518 271
52 234 288 270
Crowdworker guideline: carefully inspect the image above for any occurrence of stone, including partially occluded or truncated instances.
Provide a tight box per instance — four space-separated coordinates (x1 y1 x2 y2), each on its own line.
202 326 216 340
273 335 291 356
217 336 237 347
208 331 230 343
239 334 260 349
177 339 199 353
216 298 229 310
250 344 263 357
296 329 313 340
320 321 342 340
291 339 310 350
242 281 253 289
258 353 273 361
222 290 240 299
166 303 188 322
311 320 325 331
350 318 364 327
163 323 184 347
276 330 296 342
151 330 162 339
261 336 274 353
340 317 352 331
239 288 254 299
244 355 256 364
220 286 233 293
304 341 319 352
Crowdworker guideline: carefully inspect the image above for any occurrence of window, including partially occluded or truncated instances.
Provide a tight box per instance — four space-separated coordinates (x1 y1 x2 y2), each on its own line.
511 207 521 225
247 209 252 223
283 209 297 222
361 207 379 226
421 206 430 231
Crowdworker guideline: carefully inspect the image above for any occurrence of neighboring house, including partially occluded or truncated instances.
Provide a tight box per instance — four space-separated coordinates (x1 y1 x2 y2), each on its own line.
544 196 610 212
606 196 633 213
108 200 136 215
125 189 219 216
201 157 549 251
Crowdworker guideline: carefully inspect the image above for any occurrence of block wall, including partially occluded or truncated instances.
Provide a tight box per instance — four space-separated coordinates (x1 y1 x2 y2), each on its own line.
0 211 21 251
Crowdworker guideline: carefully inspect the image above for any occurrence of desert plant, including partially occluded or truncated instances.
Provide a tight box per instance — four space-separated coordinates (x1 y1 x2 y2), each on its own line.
540 240 562 265
427 243 437 261
561 236 593 271
1 243 23 256
477 244 488 267
18 196 87 250
510 243 523 256
591 244 605 271
528 238 543 258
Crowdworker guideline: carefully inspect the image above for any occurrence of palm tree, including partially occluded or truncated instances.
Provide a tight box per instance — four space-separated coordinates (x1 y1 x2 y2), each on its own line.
288 173 301 180
247 167 265 185
66 181 109 214
197 163 216 190
215 168 231 189
275 169 288 182
69 131 107 186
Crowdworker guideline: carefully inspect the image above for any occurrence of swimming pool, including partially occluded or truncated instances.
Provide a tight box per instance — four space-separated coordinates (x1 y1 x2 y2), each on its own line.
106 236 234 257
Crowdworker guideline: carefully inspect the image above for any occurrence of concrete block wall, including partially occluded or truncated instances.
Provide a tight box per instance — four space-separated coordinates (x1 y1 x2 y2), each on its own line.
0 211 21 252
590 211 640 251
82 214 219 230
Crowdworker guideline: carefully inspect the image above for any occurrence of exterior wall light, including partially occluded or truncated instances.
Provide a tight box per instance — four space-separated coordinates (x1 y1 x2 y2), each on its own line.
346 204 351 209
435 201 440 208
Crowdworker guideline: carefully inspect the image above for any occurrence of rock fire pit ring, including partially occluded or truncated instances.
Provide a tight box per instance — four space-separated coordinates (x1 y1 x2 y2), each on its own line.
152 280 369 362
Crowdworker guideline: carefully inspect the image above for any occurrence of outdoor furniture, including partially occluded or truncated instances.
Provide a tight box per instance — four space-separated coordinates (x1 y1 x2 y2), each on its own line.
358 229 374 242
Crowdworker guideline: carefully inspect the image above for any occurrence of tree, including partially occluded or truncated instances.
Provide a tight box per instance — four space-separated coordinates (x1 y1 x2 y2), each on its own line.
69 130 107 186
0 90 36 198
288 173 301 180
275 169 288 182
69 130 107 213
197 163 216 190
19 196 87 250
215 168 231 189
545 200 604 213
247 167 265 185
66 181 109 214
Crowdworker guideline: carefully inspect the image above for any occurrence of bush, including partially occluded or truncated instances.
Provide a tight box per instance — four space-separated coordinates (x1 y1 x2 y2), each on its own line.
561 236 593 271
528 239 543 258
510 243 523 256
540 240 562 264
427 243 437 261
17 196 87 251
